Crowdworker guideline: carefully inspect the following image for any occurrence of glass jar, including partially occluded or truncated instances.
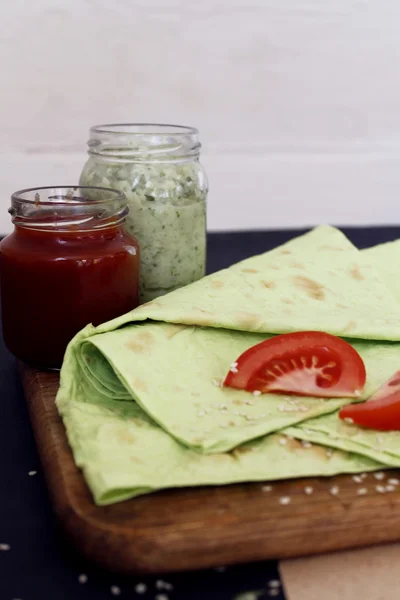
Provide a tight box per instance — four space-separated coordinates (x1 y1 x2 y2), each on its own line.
0 186 140 369
79 124 208 303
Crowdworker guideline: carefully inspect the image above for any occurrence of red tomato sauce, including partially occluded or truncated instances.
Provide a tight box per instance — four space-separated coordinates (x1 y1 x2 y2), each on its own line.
0 225 140 369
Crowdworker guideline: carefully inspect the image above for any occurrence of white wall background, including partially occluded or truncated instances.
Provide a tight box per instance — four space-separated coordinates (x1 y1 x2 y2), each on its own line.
1 0 400 233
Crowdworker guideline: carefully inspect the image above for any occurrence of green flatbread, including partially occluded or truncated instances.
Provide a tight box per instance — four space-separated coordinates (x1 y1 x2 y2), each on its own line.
65 398 381 505
56 226 400 504
286 240 400 467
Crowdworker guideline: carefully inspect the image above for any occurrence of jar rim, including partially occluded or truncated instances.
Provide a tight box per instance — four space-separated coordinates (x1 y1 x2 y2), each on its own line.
12 185 126 206
90 123 199 136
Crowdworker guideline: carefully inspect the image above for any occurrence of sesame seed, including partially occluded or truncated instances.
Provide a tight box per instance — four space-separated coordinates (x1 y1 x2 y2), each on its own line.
360 473 368 480
268 589 279 596
78 574 88 584
377 435 384 445
253 390 262 396
262 485 272 492
197 411 205 417
134 583 147 594
388 478 399 485
230 367 238 374
279 437 287 446
245 400 256 406
220 404 228 411
304 486 314 495
156 580 173 591
374 472 386 480
301 441 312 449
268 580 281 588
330 486 339 496
386 485 396 492
279 496 291 505
376 485 386 493
352 475 363 483
28 470 37 476
110 585 121 596
357 488 368 495
344 417 354 424
212 379 221 387
204 408 212 414
299 406 309 412
231 362 238 368
155 595 169 600
0 543 10 551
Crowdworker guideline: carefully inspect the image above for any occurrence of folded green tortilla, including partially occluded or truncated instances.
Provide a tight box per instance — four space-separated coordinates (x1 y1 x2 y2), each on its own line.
286 240 400 467
56 226 400 505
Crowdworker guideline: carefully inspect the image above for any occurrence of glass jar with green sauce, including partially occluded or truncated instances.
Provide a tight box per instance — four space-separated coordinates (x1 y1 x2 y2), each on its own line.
80 124 208 303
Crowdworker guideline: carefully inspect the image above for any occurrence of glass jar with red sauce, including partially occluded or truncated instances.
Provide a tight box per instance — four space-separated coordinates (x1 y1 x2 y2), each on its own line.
0 186 140 369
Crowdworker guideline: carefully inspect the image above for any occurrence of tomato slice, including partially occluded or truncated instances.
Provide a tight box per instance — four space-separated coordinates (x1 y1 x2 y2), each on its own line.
224 331 366 398
339 370 400 430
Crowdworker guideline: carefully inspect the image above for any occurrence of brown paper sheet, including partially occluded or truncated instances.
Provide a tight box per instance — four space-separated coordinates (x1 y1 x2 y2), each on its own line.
280 544 400 600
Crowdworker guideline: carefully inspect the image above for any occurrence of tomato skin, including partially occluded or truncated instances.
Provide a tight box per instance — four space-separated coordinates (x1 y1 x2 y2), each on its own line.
339 370 400 431
224 331 366 398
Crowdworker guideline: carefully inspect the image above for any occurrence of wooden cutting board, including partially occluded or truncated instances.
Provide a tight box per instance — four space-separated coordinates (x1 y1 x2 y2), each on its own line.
20 363 400 575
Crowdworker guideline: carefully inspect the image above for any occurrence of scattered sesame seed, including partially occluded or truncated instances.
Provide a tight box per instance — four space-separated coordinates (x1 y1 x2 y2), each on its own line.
134 583 147 594
268 589 280 597
262 485 272 492
376 485 386 493
155 595 169 600
357 488 368 495
197 411 205 417
0 543 10 551
299 406 309 412
110 585 121 596
374 472 386 480
279 496 291 505
28 470 37 476
156 580 173 591
231 362 238 368
245 400 256 406
78 574 88 584
279 437 287 446
204 408 212 414
253 390 262 396
268 580 281 588
386 485 396 492
377 435 384 445
304 486 314 495
230 367 238 374
330 486 339 496
360 473 368 480
301 441 312 449
388 478 399 485
343 417 354 424
212 379 221 387
352 475 363 483
220 404 228 411
278 405 286 412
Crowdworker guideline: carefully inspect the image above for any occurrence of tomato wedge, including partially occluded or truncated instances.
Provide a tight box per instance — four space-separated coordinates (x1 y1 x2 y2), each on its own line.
339 370 400 430
224 331 366 398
